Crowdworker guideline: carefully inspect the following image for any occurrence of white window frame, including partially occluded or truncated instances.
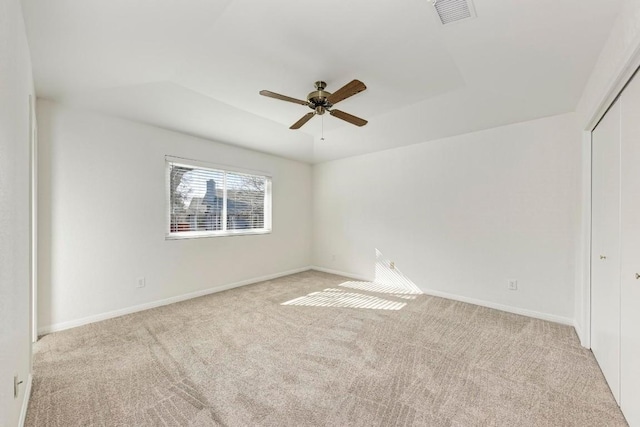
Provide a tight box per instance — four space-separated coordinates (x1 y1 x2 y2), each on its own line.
165 156 272 240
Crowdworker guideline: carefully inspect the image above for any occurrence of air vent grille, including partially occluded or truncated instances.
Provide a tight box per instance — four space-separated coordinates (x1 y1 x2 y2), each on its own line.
433 0 476 25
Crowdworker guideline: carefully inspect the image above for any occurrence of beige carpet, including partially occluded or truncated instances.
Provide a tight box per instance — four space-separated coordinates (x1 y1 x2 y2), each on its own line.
26 271 626 426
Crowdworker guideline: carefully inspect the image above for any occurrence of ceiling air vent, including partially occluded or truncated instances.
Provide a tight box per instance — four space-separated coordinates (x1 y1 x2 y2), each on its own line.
431 0 477 25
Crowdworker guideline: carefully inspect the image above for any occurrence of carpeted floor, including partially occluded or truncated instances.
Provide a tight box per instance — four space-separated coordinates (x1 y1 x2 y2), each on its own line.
26 271 627 426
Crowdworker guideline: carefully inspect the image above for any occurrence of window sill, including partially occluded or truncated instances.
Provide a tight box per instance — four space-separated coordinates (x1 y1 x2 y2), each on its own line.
165 229 272 240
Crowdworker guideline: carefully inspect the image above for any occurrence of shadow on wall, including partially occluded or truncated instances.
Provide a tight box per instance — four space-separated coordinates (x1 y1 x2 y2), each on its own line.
282 249 422 310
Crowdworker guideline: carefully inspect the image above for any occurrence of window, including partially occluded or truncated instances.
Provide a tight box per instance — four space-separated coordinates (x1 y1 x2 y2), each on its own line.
166 156 272 238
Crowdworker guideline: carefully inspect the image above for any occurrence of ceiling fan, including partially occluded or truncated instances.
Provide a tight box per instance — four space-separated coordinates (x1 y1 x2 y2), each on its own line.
259 80 368 130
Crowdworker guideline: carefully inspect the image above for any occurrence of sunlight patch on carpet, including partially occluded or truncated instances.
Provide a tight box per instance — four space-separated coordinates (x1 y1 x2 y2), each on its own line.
281 288 406 310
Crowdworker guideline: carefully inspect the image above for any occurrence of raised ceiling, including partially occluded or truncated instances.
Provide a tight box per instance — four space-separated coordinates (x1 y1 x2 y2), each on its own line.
23 0 622 163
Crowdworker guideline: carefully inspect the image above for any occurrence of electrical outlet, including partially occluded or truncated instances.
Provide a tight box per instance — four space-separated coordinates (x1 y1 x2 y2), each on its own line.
508 279 518 290
390 261 395 269
137 277 146 288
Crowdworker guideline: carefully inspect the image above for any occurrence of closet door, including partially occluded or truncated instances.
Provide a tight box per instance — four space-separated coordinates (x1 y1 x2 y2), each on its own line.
591 99 621 404
620 73 640 426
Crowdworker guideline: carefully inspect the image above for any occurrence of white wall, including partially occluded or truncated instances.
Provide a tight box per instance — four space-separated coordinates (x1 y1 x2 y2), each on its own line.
37 100 312 333
313 113 581 323
0 0 35 425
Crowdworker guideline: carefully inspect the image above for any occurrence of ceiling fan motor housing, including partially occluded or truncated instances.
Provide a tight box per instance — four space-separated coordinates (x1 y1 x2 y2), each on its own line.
307 81 332 114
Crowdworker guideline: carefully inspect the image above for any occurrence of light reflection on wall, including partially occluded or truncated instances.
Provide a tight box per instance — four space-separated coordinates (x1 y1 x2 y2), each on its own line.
373 249 422 295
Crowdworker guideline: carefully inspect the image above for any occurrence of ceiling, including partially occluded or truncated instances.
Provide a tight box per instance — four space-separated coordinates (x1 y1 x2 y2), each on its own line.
22 0 622 163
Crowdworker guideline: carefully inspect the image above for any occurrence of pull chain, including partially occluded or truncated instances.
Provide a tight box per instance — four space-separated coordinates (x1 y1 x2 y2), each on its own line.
321 114 325 141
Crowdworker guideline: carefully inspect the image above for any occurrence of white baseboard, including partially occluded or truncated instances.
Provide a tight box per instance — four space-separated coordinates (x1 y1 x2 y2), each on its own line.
38 267 312 335
310 266 574 326
38 265 575 334
309 266 372 282
573 320 588 348
18 373 32 427
419 287 574 326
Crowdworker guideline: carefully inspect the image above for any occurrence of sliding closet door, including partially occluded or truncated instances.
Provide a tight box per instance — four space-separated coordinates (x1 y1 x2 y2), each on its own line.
620 73 640 426
591 99 621 404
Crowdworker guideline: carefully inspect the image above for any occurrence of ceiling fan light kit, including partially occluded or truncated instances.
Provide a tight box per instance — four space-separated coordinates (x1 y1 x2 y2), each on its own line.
259 79 368 130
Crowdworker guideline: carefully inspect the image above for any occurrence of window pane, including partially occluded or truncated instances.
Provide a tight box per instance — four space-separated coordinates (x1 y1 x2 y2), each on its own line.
167 158 271 238
169 164 225 233
226 172 266 230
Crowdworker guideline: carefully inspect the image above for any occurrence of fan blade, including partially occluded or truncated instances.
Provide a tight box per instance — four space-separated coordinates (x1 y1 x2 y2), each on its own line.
259 90 309 106
326 80 367 105
290 112 315 129
330 109 368 127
